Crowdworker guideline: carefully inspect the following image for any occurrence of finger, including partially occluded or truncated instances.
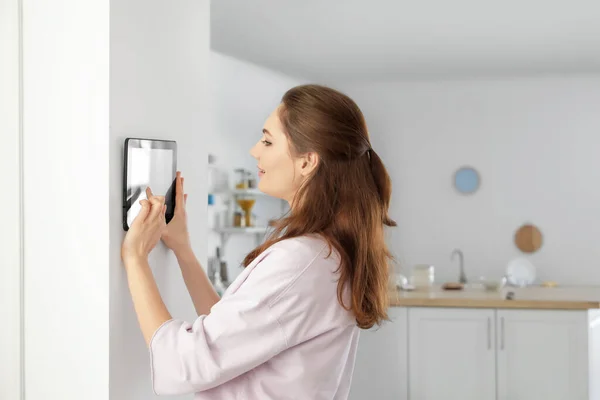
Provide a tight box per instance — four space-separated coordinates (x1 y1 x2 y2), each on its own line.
184 194 188 205
148 196 165 221
175 171 185 212
133 199 151 225
159 204 167 223
146 186 154 199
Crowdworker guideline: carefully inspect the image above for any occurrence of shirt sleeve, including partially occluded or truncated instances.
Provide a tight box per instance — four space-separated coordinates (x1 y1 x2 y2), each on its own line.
148 246 304 396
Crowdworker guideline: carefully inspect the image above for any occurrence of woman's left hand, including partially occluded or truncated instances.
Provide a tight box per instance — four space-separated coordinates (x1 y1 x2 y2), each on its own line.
122 187 167 265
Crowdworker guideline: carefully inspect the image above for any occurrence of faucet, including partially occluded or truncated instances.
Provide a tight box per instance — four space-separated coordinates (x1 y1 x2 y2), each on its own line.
451 248 467 284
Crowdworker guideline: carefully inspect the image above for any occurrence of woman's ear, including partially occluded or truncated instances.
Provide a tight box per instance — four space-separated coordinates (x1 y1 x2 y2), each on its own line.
300 152 319 177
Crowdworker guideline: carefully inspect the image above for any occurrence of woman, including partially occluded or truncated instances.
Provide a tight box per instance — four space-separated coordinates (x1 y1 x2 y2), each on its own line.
121 84 396 399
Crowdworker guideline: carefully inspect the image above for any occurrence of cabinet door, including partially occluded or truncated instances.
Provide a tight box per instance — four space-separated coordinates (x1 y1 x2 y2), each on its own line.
496 310 588 400
349 307 408 400
408 308 496 400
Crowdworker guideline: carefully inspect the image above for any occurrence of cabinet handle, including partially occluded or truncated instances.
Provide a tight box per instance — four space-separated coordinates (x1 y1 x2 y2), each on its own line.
487 317 491 350
500 316 505 350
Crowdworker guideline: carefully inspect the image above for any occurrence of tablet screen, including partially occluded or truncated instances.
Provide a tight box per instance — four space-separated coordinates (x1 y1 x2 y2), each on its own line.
123 138 177 230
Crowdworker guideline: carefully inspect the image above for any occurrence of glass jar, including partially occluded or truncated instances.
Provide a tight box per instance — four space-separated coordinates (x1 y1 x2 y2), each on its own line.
233 211 243 227
247 171 257 189
234 168 248 189
411 264 435 290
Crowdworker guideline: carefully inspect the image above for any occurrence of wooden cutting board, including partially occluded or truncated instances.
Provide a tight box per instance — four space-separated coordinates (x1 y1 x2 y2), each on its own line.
514 223 543 253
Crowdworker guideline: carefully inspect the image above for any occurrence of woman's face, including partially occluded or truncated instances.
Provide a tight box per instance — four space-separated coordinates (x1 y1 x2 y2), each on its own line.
250 106 317 204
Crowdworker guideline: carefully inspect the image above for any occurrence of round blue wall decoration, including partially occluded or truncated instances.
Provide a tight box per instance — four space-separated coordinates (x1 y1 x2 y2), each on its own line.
454 166 480 194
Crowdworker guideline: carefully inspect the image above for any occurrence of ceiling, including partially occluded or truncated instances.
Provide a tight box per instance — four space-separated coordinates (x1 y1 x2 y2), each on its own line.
211 0 600 82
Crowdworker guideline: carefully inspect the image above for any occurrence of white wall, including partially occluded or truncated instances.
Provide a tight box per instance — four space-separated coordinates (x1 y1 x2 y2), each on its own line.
10 1 209 399
0 0 22 398
21 0 110 399
110 1 209 399
343 75 600 285
208 51 303 282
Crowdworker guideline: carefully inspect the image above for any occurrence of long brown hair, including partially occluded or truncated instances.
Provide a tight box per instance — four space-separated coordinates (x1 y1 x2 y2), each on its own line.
243 84 396 329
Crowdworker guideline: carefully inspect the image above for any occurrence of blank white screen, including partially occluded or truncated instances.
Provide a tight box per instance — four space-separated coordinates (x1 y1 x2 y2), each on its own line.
127 147 174 227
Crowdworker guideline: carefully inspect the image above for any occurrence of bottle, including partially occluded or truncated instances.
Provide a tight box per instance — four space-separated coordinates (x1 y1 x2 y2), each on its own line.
219 258 229 286
208 154 218 193
218 196 230 228
213 247 228 296
213 270 226 297
206 256 216 284
207 154 217 230
207 193 215 229
216 248 226 276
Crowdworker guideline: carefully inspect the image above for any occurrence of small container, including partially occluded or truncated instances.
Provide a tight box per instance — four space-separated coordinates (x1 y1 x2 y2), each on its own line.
233 211 243 227
411 264 435 291
248 173 257 189
234 168 248 189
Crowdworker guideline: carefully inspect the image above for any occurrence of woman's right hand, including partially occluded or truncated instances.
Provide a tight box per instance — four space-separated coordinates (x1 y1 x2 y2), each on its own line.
161 171 191 256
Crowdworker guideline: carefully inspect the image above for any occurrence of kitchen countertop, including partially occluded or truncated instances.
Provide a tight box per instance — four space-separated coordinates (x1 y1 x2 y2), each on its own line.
388 284 600 310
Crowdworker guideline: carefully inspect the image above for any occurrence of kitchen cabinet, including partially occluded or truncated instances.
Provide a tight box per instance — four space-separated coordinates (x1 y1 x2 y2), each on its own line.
348 304 600 400
408 308 496 400
496 309 589 400
349 307 408 400
406 307 600 400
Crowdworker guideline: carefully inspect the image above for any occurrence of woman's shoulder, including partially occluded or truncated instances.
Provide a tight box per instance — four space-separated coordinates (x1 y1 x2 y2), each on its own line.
270 233 325 251
234 235 339 303
246 234 339 275
266 234 338 264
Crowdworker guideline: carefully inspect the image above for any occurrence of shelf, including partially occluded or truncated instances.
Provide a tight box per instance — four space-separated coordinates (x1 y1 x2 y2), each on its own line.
214 226 270 234
232 188 265 195
214 188 268 196
210 187 287 254
214 226 272 250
